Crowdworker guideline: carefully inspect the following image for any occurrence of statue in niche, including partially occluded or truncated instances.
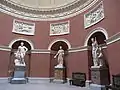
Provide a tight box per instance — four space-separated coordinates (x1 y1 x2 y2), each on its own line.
14 42 28 66
54 46 64 68
97 46 103 67
91 38 103 67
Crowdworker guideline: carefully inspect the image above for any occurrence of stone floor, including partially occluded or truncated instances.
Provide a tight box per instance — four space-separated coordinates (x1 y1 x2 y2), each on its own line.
0 82 89 90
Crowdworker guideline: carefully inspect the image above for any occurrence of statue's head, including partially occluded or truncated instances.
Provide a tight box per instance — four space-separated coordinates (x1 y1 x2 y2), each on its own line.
59 46 62 49
91 38 94 42
21 42 24 46
99 46 102 51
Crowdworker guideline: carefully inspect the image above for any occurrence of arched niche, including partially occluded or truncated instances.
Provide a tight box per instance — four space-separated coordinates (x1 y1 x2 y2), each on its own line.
11 40 31 51
49 41 69 82
51 41 68 51
86 31 110 84
87 32 106 46
8 40 31 77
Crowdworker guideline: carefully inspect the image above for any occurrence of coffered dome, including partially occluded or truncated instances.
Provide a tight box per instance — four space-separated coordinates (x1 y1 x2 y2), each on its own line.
7 0 76 8
0 0 98 21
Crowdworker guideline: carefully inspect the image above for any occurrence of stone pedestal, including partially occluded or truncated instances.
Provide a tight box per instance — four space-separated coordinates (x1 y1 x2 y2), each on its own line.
90 66 109 90
90 84 106 90
91 66 109 85
10 66 27 84
53 67 65 83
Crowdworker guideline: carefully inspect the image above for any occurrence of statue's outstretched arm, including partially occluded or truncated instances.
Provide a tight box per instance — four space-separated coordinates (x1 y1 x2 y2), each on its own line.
54 51 59 58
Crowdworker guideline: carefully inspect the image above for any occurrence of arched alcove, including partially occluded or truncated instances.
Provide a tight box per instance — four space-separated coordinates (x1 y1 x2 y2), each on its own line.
86 31 110 84
84 27 108 46
87 32 106 46
51 41 68 51
49 41 69 82
11 40 31 50
8 40 31 77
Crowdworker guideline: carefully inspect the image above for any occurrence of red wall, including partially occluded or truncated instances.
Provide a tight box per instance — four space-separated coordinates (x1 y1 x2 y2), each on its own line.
0 0 119 81
0 0 119 48
67 51 89 79
0 51 10 77
107 41 120 80
30 53 50 77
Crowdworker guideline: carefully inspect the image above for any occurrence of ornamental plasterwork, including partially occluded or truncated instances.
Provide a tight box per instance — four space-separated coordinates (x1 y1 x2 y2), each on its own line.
6 0 76 9
50 21 69 36
12 19 35 35
0 0 98 21
84 1 104 28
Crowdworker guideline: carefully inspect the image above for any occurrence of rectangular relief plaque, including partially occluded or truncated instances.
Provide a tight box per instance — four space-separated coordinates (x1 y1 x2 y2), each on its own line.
84 1 104 28
50 21 69 36
12 19 35 35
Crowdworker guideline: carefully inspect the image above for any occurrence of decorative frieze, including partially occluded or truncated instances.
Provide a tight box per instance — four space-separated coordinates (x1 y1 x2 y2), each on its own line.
84 1 104 28
12 19 35 35
50 21 69 36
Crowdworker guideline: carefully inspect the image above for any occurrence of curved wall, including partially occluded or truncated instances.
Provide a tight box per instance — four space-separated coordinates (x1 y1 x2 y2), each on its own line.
0 0 120 83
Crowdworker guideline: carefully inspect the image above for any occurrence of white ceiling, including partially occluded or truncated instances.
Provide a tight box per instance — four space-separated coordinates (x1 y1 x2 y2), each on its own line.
9 0 76 8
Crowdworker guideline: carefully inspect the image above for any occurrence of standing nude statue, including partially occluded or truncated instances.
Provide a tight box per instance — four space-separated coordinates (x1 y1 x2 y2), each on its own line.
14 42 28 66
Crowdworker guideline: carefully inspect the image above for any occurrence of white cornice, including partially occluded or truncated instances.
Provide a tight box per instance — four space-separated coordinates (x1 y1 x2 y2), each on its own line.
68 46 88 53
31 49 50 54
106 32 120 45
0 46 11 52
5 0 79 10
0 0 98 21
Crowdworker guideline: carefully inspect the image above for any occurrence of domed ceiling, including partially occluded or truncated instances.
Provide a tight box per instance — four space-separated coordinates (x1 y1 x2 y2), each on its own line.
7 0 76 8
0 0 98 21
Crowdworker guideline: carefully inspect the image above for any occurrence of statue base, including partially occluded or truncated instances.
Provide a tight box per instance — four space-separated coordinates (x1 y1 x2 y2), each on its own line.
10 65 27 84
91 66 109 85
53 67 66 83
14 59 26 66
90 84 106 90
54 64 64 68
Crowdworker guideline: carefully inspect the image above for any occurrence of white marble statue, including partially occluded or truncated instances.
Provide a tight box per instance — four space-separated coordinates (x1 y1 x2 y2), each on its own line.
91 38 99 66
54 46 64 68
14 42 28 66
97 46 103 67
91 38 103 67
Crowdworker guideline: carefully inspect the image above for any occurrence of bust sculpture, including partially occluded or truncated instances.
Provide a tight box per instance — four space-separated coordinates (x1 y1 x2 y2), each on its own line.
14 42 28 66
91 38 103 67
54 46 64 68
